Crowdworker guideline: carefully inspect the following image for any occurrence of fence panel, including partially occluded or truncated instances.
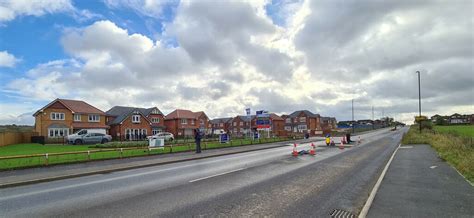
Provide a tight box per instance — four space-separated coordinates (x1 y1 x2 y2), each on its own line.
0 132 38 147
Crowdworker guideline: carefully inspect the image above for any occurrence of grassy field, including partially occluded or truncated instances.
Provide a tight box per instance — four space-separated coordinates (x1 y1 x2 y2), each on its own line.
0 137 293 170
433 125 474 137
402 125 474 183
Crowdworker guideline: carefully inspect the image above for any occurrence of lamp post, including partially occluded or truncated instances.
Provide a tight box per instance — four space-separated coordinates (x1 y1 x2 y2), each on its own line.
416 71 422 133
352 99 355 133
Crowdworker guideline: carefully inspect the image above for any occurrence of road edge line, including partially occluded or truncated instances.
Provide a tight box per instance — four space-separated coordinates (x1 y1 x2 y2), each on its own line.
358 143 400 218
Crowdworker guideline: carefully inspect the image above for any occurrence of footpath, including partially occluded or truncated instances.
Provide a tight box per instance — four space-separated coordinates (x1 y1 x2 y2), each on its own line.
366 144 474 217
0 138 314 188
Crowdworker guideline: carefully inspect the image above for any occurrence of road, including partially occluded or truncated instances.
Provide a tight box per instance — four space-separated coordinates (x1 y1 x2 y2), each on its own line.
0 128 407 217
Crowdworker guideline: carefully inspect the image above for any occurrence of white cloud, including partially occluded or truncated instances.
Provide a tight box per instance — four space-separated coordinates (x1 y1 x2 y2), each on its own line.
103 0 176 18
0 50 18 67
0 0 74 22
3 0 473 125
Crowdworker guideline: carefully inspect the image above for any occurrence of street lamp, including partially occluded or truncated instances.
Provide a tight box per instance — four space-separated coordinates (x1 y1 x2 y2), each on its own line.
416 71 422 133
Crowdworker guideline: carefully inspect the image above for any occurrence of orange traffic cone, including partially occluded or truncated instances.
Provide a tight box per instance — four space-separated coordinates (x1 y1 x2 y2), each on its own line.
309 143 316 156
339 139 344 150
292 143 299 157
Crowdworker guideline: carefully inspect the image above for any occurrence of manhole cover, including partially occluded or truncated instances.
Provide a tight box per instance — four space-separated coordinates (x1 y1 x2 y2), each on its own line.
329 209 355 218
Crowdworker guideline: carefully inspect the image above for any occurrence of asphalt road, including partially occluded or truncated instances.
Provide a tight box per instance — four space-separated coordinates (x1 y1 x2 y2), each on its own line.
0 128 407 217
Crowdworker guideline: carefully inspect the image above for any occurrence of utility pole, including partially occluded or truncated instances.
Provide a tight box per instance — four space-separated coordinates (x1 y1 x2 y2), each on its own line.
352 99 355 133
372 106 375 129
416 71 422 133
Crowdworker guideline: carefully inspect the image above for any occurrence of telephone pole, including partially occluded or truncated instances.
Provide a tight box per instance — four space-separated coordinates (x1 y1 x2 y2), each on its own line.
416 71 422 133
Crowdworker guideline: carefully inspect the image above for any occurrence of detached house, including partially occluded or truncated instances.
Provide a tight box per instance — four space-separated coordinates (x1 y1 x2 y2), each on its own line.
210 117 233 134
33 99 108 142
106 106 165 141
164 109 211 138
228 115 255 137
282 110 322 135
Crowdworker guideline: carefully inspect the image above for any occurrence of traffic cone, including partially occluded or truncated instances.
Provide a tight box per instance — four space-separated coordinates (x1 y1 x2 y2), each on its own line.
309 143 316 156
339 139 344 150
292 143 299 157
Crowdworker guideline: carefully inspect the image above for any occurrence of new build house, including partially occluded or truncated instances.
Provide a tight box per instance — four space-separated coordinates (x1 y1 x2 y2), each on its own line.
33 98 108 142
228 114 285 137
210 117 233 134
106 106 165 141
164 109 211 138
282 110 322 135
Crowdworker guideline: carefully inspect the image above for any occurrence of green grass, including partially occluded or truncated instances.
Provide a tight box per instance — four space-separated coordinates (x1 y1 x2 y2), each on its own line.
402 125 474 183
433 125 474 137
0 137 294 170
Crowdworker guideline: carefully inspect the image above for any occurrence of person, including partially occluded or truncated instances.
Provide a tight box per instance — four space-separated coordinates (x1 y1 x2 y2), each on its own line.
194 128 202 153
325 134 331 146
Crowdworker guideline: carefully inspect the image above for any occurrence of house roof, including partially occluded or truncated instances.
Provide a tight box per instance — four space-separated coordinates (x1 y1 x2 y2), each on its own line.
165 109 200 120
210 117 233 124
233 115 256 122
34 98 105 116
288 110 320 118
269 113 284 121
106 106 153 125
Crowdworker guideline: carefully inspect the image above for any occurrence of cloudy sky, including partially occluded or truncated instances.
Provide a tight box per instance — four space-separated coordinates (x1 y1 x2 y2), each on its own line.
0 0 472 125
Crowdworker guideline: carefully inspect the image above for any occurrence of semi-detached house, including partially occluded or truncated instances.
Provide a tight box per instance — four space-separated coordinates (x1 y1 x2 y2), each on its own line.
106 106 165 141
164 109 211 138
33 98 108 142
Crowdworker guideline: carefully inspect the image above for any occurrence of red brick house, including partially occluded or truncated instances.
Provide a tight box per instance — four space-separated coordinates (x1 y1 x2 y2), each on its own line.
229 115 255 137
106 106 165 141
282 110 322 136
269 113 285 136
33 98 108 142
210 117 233 134
164 109 210 138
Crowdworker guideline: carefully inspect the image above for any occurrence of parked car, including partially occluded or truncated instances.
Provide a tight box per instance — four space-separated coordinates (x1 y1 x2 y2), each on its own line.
69 133 112 145
67 129 106 142
148 132 174 141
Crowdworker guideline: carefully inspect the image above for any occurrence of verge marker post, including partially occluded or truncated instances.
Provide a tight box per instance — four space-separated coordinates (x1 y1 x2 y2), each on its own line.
44 153 49 166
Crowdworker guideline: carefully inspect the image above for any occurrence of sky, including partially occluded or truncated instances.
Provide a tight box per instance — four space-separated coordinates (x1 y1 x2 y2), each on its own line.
0 0 472 125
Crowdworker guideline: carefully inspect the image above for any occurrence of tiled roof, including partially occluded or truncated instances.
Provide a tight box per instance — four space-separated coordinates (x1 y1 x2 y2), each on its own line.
289 110 320 118
34 98 105 116
269 113 284 121
210 117 233 124
106 106 152 125
165 109 198 120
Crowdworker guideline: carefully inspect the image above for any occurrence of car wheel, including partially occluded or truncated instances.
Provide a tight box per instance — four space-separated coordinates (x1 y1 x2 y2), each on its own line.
101 139 108 144
75 139 82 145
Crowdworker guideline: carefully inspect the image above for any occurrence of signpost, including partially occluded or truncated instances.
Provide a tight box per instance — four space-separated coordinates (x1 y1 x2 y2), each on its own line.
219 133 229 144
256 110 271 138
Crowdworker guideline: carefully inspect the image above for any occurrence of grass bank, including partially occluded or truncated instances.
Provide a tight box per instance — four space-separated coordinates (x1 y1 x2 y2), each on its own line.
0 137 296 170
402 125 474 183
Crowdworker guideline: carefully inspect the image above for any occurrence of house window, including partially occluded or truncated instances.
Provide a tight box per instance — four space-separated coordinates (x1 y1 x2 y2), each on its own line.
200 119 204 125
297 125 307 132
152 129 161 135
299 117 306 122
233 122 236 126
50 112 65 120
191 119 195 125
181 119 187 124
141 129 147 136
132 115 140 123
151 118 160 123
285 126 292 131
151 109 160 114
48 128 69 138
88 115 100 122
74 114 81 122
285 118 291 123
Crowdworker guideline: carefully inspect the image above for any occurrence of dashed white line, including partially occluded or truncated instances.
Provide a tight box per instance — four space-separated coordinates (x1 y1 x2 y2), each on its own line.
189 168 246 183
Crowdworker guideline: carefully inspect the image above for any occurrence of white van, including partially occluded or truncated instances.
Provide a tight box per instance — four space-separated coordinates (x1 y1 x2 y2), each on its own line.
67 129 106 141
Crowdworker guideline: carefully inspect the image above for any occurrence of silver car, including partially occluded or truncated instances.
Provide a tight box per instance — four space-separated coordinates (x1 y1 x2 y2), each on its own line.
148 132 174 141
69 133 112 145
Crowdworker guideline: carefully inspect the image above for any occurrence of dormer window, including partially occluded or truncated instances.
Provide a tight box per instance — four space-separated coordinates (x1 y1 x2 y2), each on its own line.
132 115 140 123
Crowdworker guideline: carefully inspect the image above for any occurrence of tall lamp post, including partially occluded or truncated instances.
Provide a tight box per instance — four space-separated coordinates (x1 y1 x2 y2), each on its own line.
352 99 355 133
416 71 422 133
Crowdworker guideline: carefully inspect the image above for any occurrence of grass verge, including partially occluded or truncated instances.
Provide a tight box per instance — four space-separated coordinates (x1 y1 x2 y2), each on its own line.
402 125 474 183
0 137 294 170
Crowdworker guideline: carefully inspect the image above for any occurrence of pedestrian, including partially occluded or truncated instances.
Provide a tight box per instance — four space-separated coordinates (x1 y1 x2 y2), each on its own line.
194 128 202 153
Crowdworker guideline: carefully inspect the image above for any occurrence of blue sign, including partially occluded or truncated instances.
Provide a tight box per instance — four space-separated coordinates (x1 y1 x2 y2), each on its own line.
254 132 259 140
219 133 229 143
246 108 251 116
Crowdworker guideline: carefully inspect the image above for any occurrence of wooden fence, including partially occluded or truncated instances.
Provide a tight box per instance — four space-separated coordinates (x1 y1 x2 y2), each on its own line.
0 132 38 147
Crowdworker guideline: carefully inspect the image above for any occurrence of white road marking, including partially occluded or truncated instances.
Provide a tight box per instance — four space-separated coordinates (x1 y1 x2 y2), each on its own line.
430 166 437 169
189 168 246 183
399 146 413 149
358 143 400 218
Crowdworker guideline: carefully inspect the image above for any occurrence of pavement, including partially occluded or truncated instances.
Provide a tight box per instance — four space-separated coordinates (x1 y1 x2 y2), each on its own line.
0 138 315 188
367 144 474 218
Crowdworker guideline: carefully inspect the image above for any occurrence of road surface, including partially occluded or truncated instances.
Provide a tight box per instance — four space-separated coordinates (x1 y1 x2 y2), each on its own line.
0 128 407 217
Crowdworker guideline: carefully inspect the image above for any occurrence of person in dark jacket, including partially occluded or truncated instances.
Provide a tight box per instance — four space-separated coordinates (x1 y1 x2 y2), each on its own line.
194 128 202 153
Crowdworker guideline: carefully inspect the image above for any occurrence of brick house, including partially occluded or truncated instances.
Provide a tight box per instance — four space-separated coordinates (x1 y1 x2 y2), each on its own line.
229 115 255 137
448 113 471 124
210 117 233 134
106 106 165 141
164 109 211 138
282 110 321 135
321 117 337 129
269 113 285 136
33 98 108 142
